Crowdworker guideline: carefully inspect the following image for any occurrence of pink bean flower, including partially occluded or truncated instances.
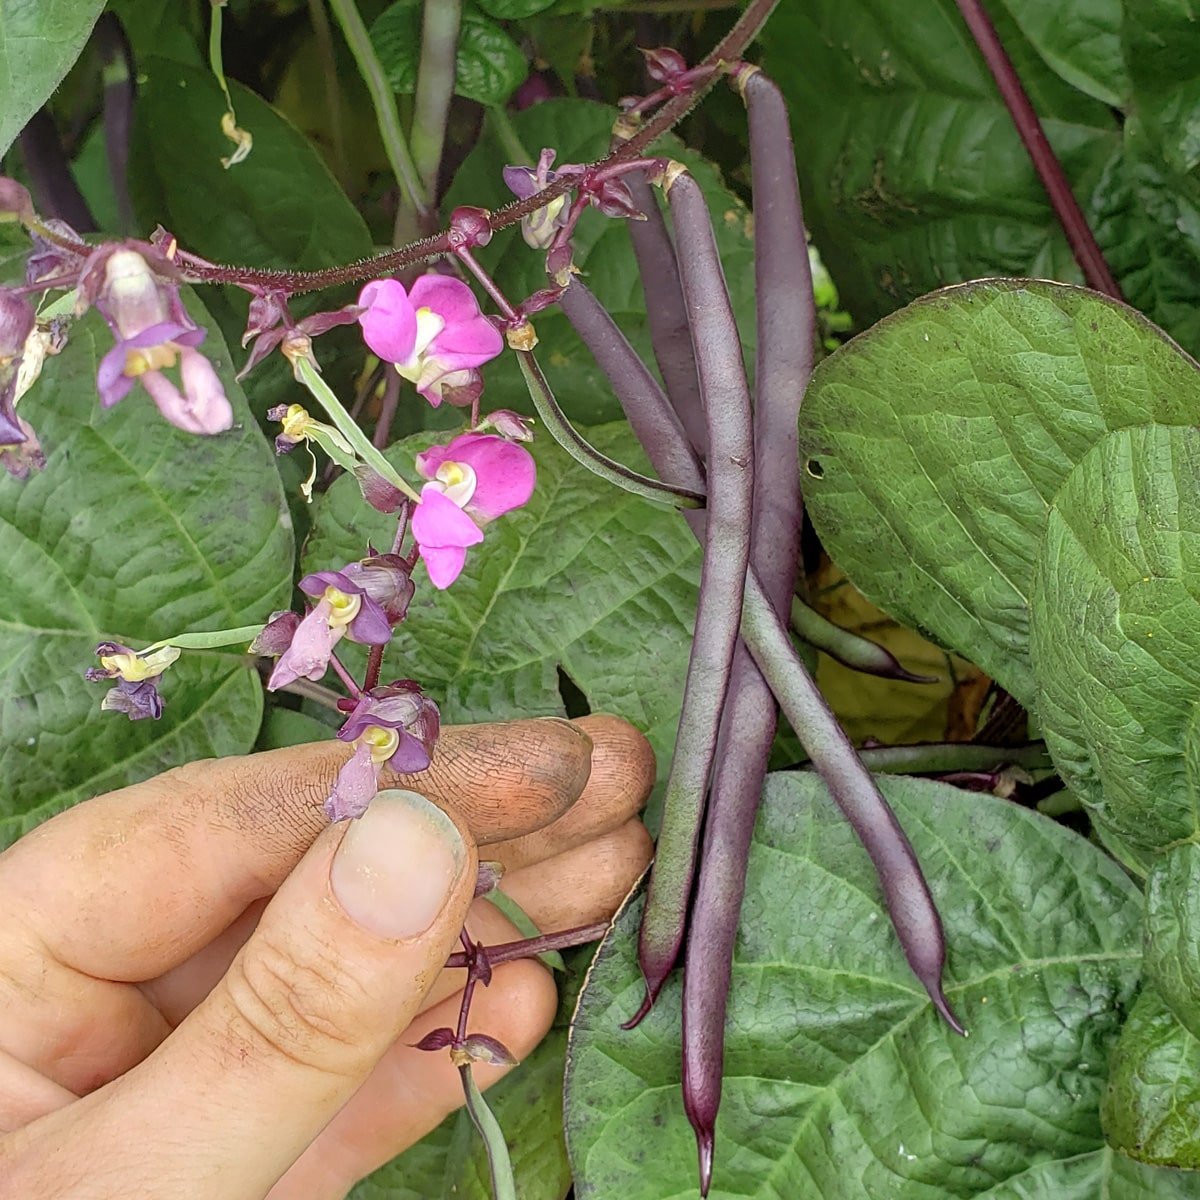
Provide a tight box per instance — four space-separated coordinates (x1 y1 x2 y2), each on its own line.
411 432 536 589
81 244 233 435
357 274 503 407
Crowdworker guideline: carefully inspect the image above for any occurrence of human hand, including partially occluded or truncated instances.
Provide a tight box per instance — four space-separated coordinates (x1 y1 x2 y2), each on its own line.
0 715 654 1199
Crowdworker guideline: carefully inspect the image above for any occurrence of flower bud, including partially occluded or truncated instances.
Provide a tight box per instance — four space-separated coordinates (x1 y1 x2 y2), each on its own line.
640 46 689 84
354 464 408 513
412 1028 457 1052
448 206 493 250
0 291 35 361
482 409 534 442
248 610 302 656
452 1034 518 1068
0 177 34 224
474 860 505 897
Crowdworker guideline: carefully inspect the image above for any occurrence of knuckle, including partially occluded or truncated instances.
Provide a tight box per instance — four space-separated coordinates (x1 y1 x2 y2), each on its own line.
222 926 374 1076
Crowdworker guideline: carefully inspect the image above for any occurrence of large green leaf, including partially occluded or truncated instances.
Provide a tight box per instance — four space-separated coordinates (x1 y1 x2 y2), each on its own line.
371 1 527 107
565 771 1199 1198
0 296 293 848
762 0 1200 360
0 0 106 157
1031 424 1200 852
765 2 1123 327
1103 985 1200 1170
302 423 698 778
798 279 1200 706
1145 844 1200 1041
443 100 756 424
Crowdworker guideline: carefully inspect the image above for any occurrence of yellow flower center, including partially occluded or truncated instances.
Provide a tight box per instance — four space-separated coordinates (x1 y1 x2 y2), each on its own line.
124 343 178 377
360 724 401 764
279 404 313 440
323 586 361 627
99 645 181 682
433 459 478 508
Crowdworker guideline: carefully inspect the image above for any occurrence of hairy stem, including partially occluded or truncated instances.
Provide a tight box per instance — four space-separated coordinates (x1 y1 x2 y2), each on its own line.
125 0 780 295
954 0 1121 298
444 920 611 970
411 0 462 199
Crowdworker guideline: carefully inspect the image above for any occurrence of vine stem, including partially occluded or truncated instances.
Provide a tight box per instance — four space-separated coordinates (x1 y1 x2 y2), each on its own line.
410 0 462 199
73 0 780 295
954 0 1122 299
443 921 610 969
326 0 430 224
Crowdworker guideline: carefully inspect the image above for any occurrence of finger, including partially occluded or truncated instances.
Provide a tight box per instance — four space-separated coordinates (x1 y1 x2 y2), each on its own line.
5 790 477 1200
0 1049 77 1133
269 956 556 1200
499 818 652 935
145 816 649 1031
0 718 592 986
486 714 655 871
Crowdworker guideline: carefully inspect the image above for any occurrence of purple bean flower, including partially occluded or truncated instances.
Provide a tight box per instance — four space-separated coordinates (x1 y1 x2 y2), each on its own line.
85 641 181 721
79 244 233 435
266 561 405 692
357 274 502 408
410 432 536 589
327 681 441 820
503 148 572 249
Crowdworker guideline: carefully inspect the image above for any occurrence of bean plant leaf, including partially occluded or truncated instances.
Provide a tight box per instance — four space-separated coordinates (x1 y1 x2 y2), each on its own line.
763 0 1200 360
475 0 560 18
1031 424 1200 853
351 1030 571 1200
0 0 106 157
565 771 1200 1198
370 1 526 107
0 296 293 849
1103 985 1200 1170
442 99 756 425
302 422 698 778
764 1 1123 330
798 279 1200 707
1145 844 1200 1042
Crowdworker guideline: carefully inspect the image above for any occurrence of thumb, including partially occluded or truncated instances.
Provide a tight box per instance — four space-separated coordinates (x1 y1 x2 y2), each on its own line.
54 789 475 1199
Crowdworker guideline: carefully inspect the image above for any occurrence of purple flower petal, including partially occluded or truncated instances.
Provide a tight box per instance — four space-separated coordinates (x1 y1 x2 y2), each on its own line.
96 342 138 408
266 602 337 690
386 730 433 773
408 275 503 372
299 569 359 599
347 594 392 645
358 278 418 364
100 677 164 720
324 742 380 821
176 347 233 434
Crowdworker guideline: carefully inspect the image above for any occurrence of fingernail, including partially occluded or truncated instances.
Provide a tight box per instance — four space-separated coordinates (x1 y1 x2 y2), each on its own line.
330 789 466 940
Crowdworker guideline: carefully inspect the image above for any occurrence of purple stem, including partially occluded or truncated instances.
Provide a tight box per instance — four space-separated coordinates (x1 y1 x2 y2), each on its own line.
18 110 96 232
443 920 610 970
683 69 814 1194
954 0 1122 299
629 170 754 1024
327 650 363 697
96 14 135 233
623 172 708 456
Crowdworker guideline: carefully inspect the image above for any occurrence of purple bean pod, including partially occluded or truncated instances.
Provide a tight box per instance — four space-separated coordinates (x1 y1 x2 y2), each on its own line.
629 168 755 1024
558 276 703 493
790 594 937 683
682 68 815 1193
741 571 965 1036
624 172 709 457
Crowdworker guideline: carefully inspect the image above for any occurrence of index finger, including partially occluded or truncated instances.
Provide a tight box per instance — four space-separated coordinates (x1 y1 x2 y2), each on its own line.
0 717 592 984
